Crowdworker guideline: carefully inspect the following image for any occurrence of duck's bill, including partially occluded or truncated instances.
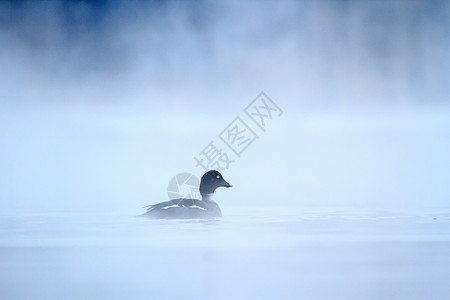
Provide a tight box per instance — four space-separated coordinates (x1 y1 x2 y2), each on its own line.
223 181 232 188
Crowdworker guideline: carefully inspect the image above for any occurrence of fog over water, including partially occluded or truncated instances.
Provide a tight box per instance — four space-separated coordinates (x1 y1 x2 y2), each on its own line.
1 0 449 212
0 1 449 299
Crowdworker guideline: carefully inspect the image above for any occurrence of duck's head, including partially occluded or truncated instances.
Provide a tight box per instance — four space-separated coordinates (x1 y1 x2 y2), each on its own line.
199 170 232 196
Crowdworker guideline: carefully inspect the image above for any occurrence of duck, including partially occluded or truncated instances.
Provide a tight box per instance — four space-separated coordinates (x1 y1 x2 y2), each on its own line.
141 170 232 219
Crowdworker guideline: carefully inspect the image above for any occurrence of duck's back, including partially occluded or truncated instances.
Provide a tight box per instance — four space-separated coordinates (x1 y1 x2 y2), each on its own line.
143 198 222 219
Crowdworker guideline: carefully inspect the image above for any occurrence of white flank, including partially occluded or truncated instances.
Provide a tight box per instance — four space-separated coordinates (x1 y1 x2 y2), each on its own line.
161 204 180 210
190 205 206 210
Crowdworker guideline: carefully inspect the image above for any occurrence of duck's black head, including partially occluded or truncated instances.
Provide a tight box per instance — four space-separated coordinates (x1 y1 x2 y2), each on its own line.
199 170 232 196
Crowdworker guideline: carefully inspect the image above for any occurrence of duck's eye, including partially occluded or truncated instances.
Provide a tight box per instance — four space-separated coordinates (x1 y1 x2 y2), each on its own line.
217 175 220 179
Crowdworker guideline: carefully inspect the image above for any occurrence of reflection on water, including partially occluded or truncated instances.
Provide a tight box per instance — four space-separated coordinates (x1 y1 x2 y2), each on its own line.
1 206 449 299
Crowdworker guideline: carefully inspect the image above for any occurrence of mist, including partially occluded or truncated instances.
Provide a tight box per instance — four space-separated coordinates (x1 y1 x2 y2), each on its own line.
1 1 449 213
1 1 450 299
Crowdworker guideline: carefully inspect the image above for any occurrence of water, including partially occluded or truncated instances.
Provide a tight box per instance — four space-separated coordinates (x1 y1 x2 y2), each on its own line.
1 206 449 299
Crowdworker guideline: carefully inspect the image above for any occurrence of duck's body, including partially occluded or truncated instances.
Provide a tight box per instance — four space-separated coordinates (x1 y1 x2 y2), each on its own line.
143 196 221 219
141 170 231 220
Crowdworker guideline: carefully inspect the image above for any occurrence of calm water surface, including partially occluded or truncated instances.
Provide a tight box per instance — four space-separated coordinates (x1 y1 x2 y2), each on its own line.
1 206 449 299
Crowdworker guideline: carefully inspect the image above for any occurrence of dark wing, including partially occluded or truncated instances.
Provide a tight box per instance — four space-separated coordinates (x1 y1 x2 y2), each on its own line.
141 198 221 219
144 198 206 213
